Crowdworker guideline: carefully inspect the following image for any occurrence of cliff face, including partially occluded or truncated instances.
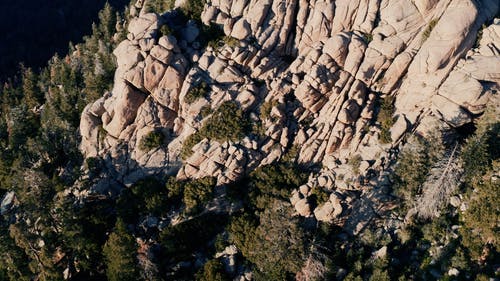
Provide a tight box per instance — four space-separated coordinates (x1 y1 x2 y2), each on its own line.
80 0 499 224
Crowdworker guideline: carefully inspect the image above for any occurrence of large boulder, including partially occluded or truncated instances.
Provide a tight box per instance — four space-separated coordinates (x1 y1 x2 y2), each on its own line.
104 84 147 138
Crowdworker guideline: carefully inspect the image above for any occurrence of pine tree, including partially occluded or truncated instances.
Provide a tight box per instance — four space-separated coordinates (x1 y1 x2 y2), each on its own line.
103 219 138 281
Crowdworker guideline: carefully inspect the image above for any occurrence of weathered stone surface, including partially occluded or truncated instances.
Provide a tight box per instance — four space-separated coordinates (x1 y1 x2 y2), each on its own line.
150 45 173 64
295 198 312 217
78 0 500 223
114 40 142 71
431 95 472 128
128 13 162 40
104 85 147 138
144 56 167 93
231 18 251 40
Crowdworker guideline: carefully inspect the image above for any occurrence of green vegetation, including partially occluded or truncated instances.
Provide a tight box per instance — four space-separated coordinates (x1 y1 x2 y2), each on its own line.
116 177 167 221
206 35 240 50
185 81 210 104
362 32 373 44
183 177 216 213
180 0 206 21
222 36 240 48
387 109 498 280
259 99 278 121
348 154 363 175
246 162 309 210
392 134 443 211
139 130 164 151
145 0 175 13
0 4 122 279
103 219 138 281
459 112 499 262
422 19 438 41
474 24 486 48
0 0 497 280
181 133 205 159
245 201 306 280
226 162 309 280
181 101 250 159
195 259 230 281
199 105 213 119
310 186 330 206
376 95 396 143
199 24 226 49
159 24 174 37
159 213 228 261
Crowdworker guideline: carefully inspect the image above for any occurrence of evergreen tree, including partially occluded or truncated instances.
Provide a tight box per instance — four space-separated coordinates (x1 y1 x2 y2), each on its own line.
103 219 138 281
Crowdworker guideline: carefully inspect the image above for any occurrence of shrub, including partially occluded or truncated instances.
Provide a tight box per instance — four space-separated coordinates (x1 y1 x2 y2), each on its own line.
207 36 240 50
247 200 306 280
376 96 396 143
422 19 438 41
199 105 213 119
227 203 307 280
474 24 486 48
259 100 278 121
223 36 239 48
227 213 258 256
392 135 443 212
139 131 164 151
348 154 363 175
183 177 216 214
116 177 167 221
195 259 230 281
180 0 206 21
310 186 330 207
248 162 308 210
185 81 210 104
159 24 173 37
362 33 373 44
145 0 176 13
460 165 499 260
461 134 490 185
181 133 204 159
199 24 225 49
159 213 228 261
201 101 250 140
166 176 185 199
98 125 107 144
181 101 250 159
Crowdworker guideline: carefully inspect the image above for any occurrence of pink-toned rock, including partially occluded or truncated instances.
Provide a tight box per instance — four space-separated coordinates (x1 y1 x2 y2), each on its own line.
144 57 167 93
104 86 147 137
231 19 251 40
295 198 312 217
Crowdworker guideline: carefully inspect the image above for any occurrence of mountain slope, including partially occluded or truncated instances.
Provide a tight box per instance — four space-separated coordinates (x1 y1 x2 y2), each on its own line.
0 0 498 280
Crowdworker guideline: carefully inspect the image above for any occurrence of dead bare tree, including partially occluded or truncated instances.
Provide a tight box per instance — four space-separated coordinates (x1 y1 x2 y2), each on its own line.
412 143 462 219
296 223 328 281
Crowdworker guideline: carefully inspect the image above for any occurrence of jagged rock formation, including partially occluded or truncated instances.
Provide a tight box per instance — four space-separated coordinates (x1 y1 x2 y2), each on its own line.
80 0 499 224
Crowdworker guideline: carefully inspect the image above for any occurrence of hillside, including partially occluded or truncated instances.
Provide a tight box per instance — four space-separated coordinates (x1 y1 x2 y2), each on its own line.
0 0 499 280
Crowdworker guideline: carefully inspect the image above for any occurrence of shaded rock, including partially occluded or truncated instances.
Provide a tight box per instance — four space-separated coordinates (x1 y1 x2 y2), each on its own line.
0 191 16 215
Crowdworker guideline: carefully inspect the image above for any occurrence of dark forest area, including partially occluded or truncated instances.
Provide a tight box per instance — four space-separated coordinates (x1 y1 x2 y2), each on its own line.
0 0 129 81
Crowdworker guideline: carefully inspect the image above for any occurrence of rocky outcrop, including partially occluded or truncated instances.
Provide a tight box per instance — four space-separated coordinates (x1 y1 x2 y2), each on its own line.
79 0 499 221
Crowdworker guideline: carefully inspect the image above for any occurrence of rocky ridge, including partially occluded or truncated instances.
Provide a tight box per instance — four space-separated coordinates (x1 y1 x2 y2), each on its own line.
79 0 499 226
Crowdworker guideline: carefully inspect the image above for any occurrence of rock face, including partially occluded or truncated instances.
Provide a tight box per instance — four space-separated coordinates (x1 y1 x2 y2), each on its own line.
79 0 499 220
